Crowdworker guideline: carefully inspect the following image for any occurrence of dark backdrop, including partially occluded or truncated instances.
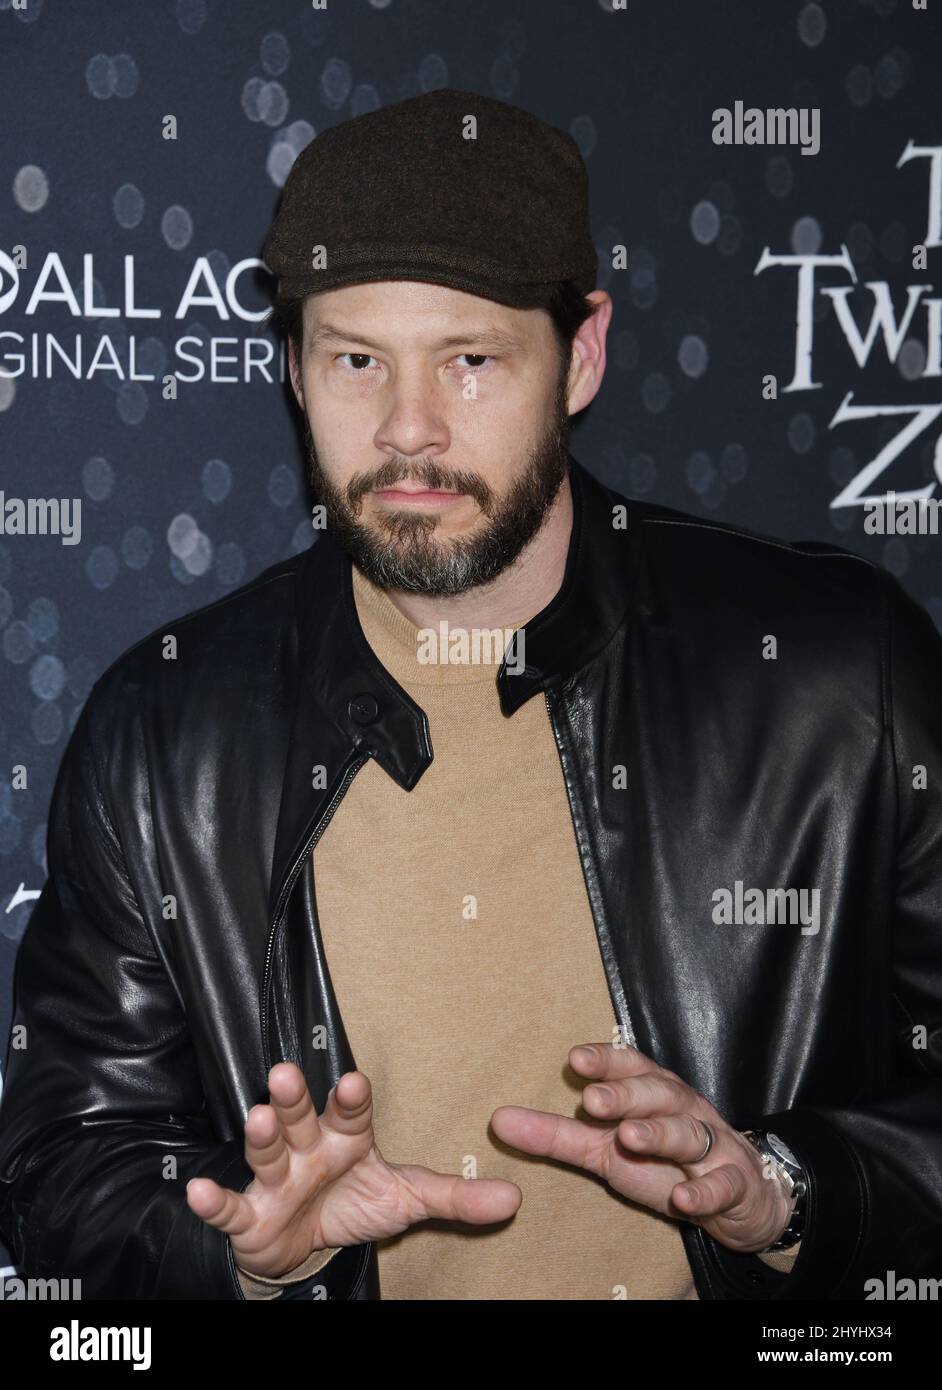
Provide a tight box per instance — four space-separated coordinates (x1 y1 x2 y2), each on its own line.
1 0 940 1273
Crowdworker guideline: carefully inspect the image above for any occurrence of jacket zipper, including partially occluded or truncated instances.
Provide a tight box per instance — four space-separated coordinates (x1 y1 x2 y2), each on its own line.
543 687 638 1051
261 750 370 1073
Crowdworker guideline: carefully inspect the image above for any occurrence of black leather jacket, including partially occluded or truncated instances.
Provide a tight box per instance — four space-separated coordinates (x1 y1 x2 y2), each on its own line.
2 453 941 1300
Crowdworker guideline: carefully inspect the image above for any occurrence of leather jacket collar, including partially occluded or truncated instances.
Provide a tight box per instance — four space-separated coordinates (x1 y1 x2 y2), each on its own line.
269 453 640 924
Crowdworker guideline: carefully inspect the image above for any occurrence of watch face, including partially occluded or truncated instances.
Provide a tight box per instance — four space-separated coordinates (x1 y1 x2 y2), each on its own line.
767 1132 799 1168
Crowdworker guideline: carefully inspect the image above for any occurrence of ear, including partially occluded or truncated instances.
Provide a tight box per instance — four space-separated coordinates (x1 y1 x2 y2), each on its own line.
566 290 612 415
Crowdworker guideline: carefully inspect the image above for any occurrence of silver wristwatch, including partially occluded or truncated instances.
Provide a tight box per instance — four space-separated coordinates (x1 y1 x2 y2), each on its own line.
741 1129 808 1251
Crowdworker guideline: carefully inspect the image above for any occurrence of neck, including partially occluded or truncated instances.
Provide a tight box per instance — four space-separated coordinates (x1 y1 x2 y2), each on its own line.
372 471 574 633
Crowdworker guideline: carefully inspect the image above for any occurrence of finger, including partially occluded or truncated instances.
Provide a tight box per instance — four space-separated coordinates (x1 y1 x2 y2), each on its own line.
266 1061 324 1156
569 1042 663 1082
185 1175 257 1237
242 1098 293 1189
393 1163 522 1226
670 1162 749 1218
489 1105 612 1178
615 1112 719 1166
582 1070 690 1122
246 1068 373 1187
317 1070 374 1140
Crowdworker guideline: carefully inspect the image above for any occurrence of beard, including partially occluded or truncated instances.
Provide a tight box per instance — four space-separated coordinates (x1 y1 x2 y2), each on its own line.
300 361 572 596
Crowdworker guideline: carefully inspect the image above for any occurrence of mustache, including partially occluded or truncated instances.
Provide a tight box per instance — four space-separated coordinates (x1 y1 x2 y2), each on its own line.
298 416 489 505
348 458 492 511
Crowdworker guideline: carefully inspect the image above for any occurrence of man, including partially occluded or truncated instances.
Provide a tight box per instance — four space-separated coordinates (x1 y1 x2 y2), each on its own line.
1 88 940 1301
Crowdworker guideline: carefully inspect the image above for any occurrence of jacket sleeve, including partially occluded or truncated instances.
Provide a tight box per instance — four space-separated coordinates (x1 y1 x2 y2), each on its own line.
0 679 362 1300
702 567 942 1299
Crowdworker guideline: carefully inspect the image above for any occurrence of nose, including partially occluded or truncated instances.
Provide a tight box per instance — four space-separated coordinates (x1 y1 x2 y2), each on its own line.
373 365 451 462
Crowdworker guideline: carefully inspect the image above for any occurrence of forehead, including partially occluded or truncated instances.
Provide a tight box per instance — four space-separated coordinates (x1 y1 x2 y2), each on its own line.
301 279 547 346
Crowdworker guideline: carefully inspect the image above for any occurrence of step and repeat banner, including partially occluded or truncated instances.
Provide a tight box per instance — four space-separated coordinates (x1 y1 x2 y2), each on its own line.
1 0 940 1273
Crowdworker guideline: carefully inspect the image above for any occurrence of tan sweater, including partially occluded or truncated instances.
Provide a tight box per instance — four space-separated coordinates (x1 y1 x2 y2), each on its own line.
237 563 799 1299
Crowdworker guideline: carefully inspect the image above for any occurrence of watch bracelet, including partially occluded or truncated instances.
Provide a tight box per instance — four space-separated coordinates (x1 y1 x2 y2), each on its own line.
741 1128 807 1252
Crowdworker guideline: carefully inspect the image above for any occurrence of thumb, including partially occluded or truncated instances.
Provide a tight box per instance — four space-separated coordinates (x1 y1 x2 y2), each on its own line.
393 1163 522 1226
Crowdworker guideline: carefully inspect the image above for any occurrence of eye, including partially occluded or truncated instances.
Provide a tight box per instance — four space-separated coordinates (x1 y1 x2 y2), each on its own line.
455 354 492 370
337 352 378 372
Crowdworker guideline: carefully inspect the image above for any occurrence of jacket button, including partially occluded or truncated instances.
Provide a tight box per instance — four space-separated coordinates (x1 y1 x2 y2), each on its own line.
348 694 379 725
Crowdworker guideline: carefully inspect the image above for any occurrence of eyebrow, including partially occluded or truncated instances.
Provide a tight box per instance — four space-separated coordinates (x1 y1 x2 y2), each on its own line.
306 323 524 354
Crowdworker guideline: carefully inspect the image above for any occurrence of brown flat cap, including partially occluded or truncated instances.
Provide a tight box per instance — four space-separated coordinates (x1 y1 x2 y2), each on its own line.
263 87 597 309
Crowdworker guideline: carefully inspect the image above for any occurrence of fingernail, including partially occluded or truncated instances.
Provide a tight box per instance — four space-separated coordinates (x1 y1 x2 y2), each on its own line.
595 1085 615 1106
573 1046 597 1065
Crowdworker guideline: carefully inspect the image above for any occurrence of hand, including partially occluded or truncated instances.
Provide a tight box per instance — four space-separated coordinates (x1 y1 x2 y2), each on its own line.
489 1042 794 1254
186 1062 522 1279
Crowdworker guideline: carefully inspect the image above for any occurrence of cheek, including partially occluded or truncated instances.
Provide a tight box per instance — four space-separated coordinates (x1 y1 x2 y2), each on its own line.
304 412 379 491
304 384 370 446
460 382 544 444
307 370 388 429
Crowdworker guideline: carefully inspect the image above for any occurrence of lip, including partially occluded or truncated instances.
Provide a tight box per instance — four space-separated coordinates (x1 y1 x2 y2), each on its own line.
373 487 465 505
